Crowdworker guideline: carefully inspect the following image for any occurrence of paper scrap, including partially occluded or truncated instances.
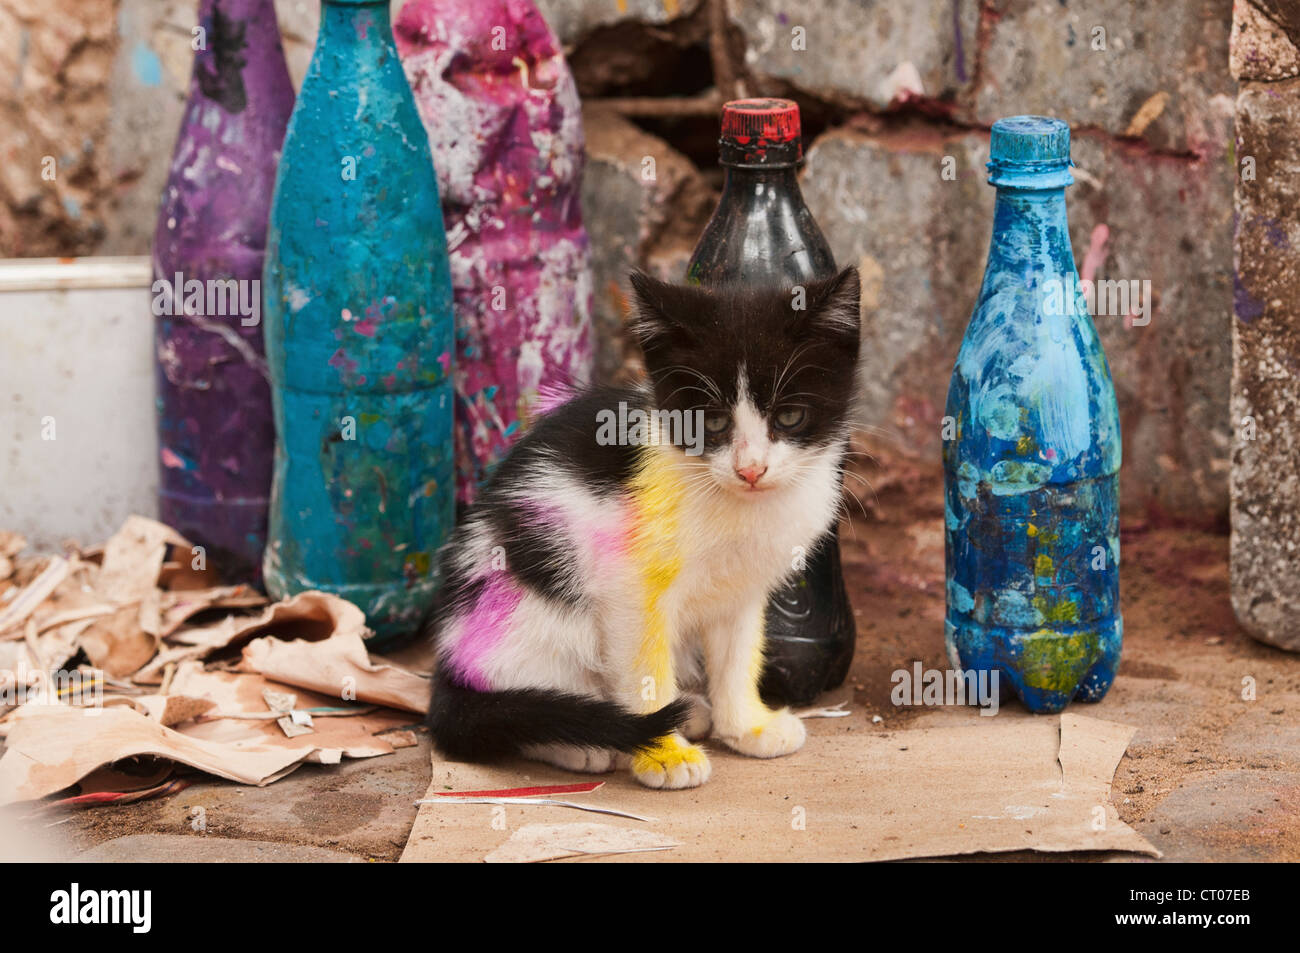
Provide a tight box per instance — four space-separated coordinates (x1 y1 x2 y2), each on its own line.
277 715 314 738
416 795 653 822
485 823 680 864
432 782 604 798
794 700 852 719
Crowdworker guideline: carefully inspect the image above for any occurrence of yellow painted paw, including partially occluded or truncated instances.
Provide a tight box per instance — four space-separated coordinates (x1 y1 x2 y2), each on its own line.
631 733 712 789
719 709 805 759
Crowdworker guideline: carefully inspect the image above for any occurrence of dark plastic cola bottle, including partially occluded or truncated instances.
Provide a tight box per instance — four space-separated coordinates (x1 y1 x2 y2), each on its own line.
687 98 855 705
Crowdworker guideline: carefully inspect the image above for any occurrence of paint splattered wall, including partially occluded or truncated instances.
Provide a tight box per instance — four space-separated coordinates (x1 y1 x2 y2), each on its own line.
0 0 1238 523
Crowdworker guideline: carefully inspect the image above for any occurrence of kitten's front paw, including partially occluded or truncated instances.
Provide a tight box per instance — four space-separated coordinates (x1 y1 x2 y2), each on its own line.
718 709 806 759
631 733 712 789
680 693 713 741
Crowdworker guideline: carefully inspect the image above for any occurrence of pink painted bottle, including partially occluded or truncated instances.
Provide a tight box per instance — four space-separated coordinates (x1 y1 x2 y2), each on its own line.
396 0 595 505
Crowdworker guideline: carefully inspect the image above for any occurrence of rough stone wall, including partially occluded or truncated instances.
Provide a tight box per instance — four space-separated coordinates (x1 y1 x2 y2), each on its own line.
1 0 340 258
1229 0 1300 651
571 0 1236 522
0 0 1238 522
0 0 118 255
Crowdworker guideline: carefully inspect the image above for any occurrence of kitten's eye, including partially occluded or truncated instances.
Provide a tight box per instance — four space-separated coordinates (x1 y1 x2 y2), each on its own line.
703 411 731 435
774 407 807 431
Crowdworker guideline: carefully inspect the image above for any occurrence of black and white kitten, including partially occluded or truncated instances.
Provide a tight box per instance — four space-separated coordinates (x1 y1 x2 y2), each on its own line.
424 268 861 789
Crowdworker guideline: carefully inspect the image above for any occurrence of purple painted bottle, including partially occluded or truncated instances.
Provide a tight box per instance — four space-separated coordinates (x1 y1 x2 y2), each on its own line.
395 0 594 504
152 0 294 582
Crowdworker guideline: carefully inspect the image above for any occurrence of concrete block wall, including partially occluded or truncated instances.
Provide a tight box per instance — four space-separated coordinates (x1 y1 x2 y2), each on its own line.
1229 0 1300 651
575 0 1236 521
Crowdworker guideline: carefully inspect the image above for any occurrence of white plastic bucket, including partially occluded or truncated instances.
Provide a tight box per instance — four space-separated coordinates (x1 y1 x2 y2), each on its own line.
0 257 157 551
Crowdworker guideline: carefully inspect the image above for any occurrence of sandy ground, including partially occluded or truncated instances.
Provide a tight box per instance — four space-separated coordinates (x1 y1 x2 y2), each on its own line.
840 443 1300 862
16 445 1300 862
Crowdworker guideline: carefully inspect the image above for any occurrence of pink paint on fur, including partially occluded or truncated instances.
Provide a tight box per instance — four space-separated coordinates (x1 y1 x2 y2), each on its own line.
518 494 629 563
534 381 577 415
589 522 630 561
447 573 523 690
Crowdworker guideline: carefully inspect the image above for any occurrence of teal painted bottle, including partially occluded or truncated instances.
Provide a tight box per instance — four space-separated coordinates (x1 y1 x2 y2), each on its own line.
943 117 1122 714
262 0 454 647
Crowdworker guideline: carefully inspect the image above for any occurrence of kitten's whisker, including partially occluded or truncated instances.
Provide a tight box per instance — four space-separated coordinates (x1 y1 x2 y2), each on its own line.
771 342 815 401
851 424 906 444
659 365 724 405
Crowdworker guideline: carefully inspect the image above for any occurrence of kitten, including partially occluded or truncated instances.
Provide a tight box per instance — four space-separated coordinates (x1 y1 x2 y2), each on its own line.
424 267 861 789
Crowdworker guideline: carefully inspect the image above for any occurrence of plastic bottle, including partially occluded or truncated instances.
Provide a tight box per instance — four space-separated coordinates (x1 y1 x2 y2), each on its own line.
943 116 1122 714
152 0 294 583
395 0 594 505
262 0 455 647
687 98 856 706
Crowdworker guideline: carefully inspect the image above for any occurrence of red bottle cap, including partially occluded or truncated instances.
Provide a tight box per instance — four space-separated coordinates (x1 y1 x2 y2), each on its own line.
719 98 803 166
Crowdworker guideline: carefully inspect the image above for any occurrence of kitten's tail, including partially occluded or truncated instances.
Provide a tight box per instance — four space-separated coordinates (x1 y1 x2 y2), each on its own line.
428 667 692 761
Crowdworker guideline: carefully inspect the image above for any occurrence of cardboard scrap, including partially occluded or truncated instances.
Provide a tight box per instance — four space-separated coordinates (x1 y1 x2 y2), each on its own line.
79 603 157 678
0 516 429 804
0 531 25 581
0 683 412 805
374 729 418 749
401 711 1159 863
0 706 317 801
133 693 216 727
0 556 69 635
0 518 261 681
485 823 680 863
95 516 189 605
237 596 430 714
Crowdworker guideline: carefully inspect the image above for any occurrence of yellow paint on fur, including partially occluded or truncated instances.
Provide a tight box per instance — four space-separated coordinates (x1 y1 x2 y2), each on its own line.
633 733 706 776
628 446 684 711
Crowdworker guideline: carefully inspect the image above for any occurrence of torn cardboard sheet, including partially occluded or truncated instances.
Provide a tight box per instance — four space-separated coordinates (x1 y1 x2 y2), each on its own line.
236 595 430 713
0 517 262 681
0 706 317 801
485 823 679 863
0 517 433 803
401 711 1159 862
0 556 69 634
95 515 190 605
0 684 413 805
134 590 391 686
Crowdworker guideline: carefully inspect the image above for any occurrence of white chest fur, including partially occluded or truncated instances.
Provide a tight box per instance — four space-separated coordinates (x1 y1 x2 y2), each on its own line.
670 442 843 622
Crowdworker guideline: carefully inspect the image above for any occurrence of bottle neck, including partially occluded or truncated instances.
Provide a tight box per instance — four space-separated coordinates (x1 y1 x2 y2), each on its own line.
985 186 1077 282
197 0 275 16
719 164 804 204
192 0 289 110
319 0 393 45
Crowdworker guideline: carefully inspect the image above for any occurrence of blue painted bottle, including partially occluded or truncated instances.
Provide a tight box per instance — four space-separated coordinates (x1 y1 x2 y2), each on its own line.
262 0 455 647
943 117 1122 714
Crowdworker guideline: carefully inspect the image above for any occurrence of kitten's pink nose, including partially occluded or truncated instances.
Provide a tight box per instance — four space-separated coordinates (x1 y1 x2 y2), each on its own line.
735 464 767 487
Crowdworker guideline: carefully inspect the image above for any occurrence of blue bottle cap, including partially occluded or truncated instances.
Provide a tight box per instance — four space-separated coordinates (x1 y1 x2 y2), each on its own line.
987 115 1074 189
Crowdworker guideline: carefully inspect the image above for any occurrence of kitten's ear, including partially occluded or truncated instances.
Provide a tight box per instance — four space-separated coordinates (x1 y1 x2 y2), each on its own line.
628 270 698 350
803 266 861 341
